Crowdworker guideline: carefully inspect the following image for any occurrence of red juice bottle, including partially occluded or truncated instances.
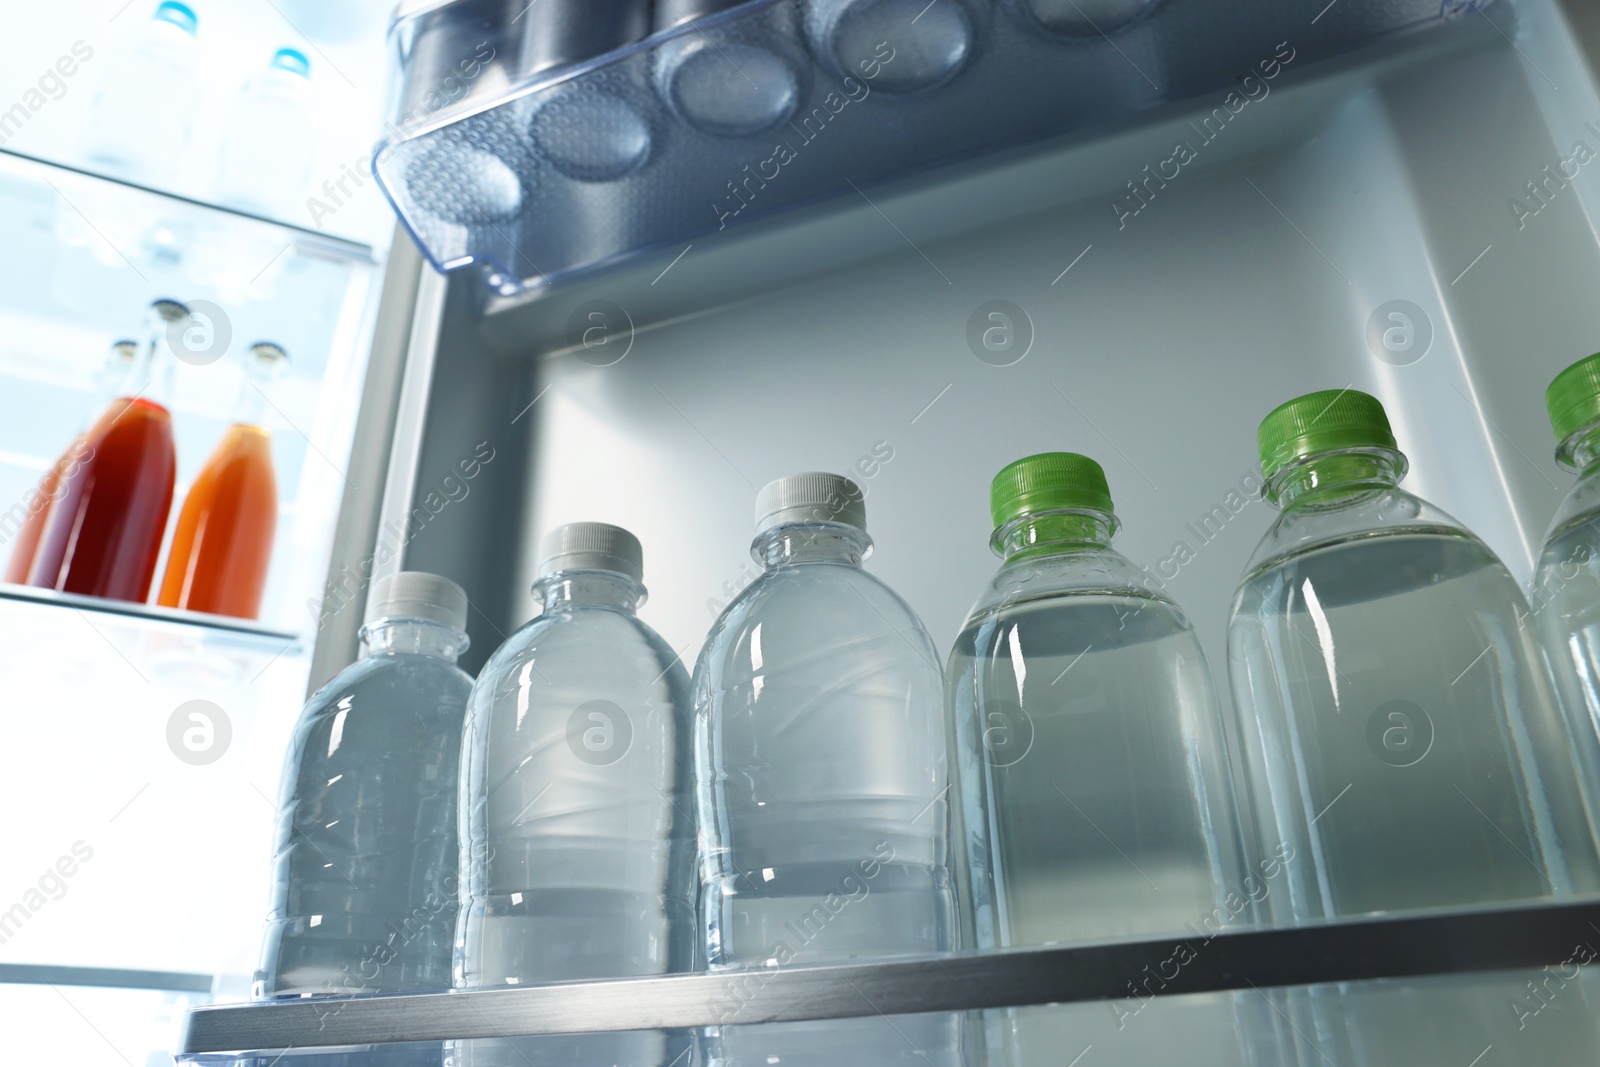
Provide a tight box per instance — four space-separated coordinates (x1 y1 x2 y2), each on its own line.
30 300 185 602
5 340 139 585
158 342 286 619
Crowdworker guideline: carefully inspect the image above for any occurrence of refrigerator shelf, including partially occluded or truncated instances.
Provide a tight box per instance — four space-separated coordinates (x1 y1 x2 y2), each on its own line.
375 0 1499 297
0 582 299 647
177 897 1600 1054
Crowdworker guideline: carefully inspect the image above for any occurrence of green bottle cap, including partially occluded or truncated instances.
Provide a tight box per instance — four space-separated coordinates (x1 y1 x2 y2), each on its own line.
1257 389 1399 482
1547 352 1600 465
990 452 1114 529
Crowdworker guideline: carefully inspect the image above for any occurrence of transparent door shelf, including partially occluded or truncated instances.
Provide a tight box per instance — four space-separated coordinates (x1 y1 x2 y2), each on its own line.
176 898 1600 1055
376 0 1495 295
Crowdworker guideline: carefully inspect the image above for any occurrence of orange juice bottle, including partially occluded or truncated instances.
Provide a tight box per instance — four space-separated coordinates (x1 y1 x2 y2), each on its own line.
4 340 138 584
31 301 184 601
158 342 287 619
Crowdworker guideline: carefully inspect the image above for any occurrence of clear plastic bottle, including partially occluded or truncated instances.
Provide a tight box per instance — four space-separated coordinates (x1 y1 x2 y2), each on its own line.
452 523 693 1067
256 573 472 1011
82 1 202 188
949 453 1262 1062
695 473 958 1067
1535 354 1600 751
804 0 975 95
1228 390 1600 1062
215 49 317 218
652 0 802 138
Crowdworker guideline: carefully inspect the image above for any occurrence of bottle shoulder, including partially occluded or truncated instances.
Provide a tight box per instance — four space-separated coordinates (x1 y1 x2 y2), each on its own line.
1541 472 1600 564
696 561 939 673
474 604 690 700
1242 486 1477 579
303 652 473 715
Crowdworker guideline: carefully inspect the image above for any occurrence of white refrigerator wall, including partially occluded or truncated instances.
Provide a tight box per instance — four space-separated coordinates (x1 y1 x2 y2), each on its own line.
494 2 1600 718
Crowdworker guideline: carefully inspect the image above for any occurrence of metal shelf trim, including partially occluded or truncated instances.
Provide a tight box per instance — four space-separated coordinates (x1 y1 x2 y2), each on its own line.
180 899 1600 1054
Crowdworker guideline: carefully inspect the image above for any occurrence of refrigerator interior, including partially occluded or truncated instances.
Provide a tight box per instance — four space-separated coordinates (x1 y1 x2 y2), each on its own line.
319 1 1600 1061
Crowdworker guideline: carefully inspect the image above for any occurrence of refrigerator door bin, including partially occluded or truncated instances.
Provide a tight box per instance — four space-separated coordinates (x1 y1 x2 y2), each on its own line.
374 0 1491 294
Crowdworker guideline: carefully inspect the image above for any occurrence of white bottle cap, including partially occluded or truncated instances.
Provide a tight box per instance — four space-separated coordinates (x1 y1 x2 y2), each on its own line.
754 472 867 534
539 522 644 582
365 571 469 630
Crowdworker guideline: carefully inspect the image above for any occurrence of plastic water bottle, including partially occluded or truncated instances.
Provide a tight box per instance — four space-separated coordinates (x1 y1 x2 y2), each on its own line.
948 453 1263 1062
452 524 693 1067
1227 390 1600 1061
215 48 317 218
1535 354 1600 745
695 473 958 1067
255 573 472 1020
83 1 202 187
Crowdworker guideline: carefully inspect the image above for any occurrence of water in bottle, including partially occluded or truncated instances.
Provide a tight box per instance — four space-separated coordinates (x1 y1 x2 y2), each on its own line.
949 452 1263 1063
30 301 182 602
158 342 285 619
215 49 317 219
251 573 471 1066
82 1 202 188
452 523 693 1067
695 473 958 1067
1535 354 1600 757
1227 389 1600 1062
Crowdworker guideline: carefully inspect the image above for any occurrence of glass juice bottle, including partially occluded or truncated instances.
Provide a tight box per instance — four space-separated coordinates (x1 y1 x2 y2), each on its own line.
29 300 185 602
157 342 286 618
4 339 137 585
1227 388 1600 1063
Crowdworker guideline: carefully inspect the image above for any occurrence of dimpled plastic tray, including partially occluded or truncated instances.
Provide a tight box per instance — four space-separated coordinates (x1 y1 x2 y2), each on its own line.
375 0 1492 295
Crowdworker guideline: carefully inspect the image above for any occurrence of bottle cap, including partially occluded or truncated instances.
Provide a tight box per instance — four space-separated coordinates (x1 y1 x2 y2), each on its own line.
1257 389 1399 482
365 571 468 629
754 472 866 533
149 298 191 324
271 48 310 78
248 341 289 366
990 452 1113 529
538 522 643 582
1547 352 1600 467
155 1 198 35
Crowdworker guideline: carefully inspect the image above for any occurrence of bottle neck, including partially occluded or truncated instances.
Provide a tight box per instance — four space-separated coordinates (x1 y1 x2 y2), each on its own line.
1559 421 1600 475
124 338 174 408
1266 448 1407 509
358 618 468 661
752 522 872 567
993 509 1117 561
533 570 645 612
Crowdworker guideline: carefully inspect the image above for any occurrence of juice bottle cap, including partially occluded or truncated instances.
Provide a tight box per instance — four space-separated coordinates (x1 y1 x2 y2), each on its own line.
538 522 643 582
755 472 866 533
990 452 1113 529
366 571 468 629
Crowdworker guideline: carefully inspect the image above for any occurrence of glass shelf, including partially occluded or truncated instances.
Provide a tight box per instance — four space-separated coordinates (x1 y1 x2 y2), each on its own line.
0 582 299 647
375 0 1499 296
176 898 1600 1056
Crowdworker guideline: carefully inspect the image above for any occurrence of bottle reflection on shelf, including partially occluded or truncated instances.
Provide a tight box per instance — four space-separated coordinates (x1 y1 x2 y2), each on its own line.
28 299 184 603
652 0 803 139
157 342 287 621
